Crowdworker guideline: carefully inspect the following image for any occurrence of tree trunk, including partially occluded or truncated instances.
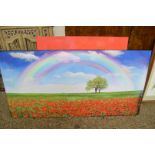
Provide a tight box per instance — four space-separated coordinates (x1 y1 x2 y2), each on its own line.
99 89 101 93
95 87 97 93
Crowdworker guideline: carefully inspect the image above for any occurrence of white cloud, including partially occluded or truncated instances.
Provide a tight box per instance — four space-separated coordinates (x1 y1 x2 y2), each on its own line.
87 51 105 61
87 50 124 58
8 80 135 93
104 84 134 92
103 50 124 57
127 66 136 70
9 52 39 61
104 78 134 92
63 71 96 80
10 73 136 93
11 71 97 93
123 66 136 70
121 65 136 75
88 51 101 56
52 52 80 62
13 82 86 93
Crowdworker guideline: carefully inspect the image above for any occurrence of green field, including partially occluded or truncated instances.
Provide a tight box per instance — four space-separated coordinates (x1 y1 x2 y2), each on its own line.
7 90 142 101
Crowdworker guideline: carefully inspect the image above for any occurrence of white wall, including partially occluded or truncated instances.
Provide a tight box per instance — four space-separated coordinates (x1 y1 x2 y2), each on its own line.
53 26 65 36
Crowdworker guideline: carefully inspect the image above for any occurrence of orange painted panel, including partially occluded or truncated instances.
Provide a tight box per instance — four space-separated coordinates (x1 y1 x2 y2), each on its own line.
37 36 128 50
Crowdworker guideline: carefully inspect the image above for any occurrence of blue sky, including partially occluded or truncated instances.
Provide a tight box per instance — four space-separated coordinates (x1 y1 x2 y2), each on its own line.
0 50 151 93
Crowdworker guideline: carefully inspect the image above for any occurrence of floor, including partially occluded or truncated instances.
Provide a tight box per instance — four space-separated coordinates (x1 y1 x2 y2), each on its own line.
0 92 155 129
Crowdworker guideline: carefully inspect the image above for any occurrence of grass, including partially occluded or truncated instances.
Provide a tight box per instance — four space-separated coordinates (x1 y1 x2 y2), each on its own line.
7 90 142 101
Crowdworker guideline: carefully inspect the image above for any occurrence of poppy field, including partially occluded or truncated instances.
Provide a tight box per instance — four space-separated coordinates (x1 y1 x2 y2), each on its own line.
7 91 142 118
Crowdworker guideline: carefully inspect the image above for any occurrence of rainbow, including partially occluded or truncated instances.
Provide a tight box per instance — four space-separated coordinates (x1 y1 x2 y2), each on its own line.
36 60 110 79
19 51 134 89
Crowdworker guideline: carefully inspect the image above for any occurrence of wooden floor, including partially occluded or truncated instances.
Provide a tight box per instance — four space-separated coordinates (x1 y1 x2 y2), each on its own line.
0 93 155 129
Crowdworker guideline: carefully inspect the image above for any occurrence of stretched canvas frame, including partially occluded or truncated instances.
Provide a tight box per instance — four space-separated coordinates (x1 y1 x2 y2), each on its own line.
0 50 152 118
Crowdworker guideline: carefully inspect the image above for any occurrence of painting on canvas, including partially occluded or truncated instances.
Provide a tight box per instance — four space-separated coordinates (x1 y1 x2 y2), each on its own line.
0 50 151 118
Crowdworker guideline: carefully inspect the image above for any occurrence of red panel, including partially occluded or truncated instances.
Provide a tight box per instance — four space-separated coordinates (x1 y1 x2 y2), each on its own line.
37 36 128 50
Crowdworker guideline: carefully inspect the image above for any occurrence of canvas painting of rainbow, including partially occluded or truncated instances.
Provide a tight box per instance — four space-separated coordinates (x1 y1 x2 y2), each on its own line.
0 50 151 118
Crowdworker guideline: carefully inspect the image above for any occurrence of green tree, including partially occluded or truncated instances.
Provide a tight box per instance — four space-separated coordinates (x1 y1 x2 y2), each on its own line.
86 76 108 93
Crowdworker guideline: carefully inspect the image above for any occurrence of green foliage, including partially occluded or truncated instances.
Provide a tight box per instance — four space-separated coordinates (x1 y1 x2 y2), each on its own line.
86 80 94 91
18 113 24 118
16 107 24 113
86 76 108 93
15 107 24 118
63 114 70 118
101 112 106 119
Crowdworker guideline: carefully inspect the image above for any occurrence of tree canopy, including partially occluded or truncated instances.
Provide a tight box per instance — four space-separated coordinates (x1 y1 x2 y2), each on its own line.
86 76 108 93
